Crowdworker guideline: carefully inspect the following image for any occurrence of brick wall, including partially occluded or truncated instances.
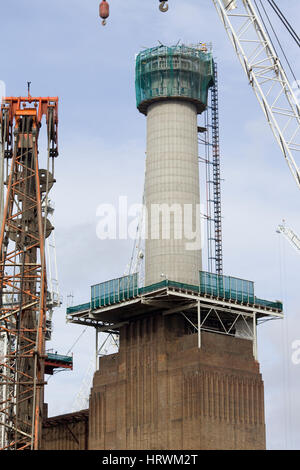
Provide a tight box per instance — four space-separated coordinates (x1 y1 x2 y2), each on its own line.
88 314 265 450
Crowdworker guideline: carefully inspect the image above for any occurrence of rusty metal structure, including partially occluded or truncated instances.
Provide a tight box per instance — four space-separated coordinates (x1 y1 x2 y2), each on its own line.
0 94 58 450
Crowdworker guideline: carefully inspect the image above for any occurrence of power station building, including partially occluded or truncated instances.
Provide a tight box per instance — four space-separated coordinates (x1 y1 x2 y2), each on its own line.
42 44 283 450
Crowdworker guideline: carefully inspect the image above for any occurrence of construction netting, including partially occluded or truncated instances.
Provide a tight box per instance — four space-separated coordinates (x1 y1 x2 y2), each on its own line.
91 273 139 309
66 274 282 315
135 44 215 113
46 353 73 364
199 271 255 304
67 302 90 314
254 297 283 310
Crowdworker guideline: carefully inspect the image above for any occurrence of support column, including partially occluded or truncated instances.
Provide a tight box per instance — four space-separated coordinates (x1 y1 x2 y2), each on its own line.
197 301 201 349
253 313 257 360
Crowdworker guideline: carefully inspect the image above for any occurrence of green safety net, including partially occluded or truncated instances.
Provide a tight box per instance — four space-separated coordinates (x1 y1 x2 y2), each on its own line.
254 297 283 310
47 353 73 364
66 272 282 315
135 45 215 112
91 273 139 309
199 271 255 304
67 302 90 314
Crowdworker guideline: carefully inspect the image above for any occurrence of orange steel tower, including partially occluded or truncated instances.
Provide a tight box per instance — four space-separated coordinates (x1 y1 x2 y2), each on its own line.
0 95 58 450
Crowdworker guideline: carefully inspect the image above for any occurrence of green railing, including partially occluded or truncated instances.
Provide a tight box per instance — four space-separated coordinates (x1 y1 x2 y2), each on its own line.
139 280 169 295
139 279 199 296
66 272 282 315
67 302 90 314
199 271 255 304
254 297 283 310
46 353 73 364
91 273 139 309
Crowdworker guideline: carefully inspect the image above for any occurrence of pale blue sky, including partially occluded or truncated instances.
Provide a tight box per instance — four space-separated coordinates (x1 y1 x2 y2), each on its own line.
1 0 299 449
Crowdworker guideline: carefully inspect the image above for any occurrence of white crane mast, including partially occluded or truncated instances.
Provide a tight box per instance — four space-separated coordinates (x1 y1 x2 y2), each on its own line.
44 200 62 341
277 222 300 253
212 0 300 189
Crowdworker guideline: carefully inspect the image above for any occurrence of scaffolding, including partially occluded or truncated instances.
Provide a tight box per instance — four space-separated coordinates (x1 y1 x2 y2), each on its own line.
67 271 283 317
135 44 214 114
0 95 59 450
66 271 283 364
199 61 223 274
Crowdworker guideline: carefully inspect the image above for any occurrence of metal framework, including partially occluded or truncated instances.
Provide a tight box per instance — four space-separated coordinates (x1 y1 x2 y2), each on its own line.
0 325 7 448
277 221 300 254
0 102 4 449
199 60 223 274
45 200 62 341
67 282 283 363
124 181 145 287
211 63 223 274
0 110 4 224
212 0 300 189
0 95 58 450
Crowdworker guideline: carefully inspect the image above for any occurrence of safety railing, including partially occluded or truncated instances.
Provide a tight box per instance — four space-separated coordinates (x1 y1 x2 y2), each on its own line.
66 272 283 315
199 271 255 304
91 273 139 309
46 353 73 364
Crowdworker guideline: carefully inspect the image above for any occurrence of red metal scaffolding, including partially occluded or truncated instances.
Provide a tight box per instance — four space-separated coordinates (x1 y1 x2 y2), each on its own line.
0 95 58 450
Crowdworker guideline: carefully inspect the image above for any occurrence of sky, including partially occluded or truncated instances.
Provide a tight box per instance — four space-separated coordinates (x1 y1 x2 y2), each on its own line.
0 0 299 450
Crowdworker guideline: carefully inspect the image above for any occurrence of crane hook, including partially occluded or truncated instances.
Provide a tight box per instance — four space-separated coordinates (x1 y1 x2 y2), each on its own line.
99 1 109 26
159 1 169 13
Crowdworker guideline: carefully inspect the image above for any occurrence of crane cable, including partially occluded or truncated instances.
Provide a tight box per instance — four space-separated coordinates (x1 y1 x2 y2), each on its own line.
254 0 300 89
46 326 88 381
277 230 292 449
66 327 88 356
267 0 300 48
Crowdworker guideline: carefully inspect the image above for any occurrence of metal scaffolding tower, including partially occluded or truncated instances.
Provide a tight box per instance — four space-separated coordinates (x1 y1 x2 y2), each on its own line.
0 94 4 449
199 60 223 275
0 95 59 450
210 63 223 274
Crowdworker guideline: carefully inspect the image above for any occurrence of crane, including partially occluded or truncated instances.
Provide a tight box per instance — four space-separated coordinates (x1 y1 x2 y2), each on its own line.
210 0 300 190
99 1 300 190
0 95 59 450
277 221 300 253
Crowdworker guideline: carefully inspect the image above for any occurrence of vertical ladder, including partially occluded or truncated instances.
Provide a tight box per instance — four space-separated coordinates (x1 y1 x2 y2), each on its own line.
201 61 223 275
211 63 223 275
